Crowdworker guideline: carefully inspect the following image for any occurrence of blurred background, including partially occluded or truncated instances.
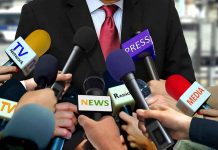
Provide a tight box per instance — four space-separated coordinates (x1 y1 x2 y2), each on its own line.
0 0 217 87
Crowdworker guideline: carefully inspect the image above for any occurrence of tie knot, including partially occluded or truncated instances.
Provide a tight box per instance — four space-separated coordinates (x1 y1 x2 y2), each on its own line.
101 5 118 18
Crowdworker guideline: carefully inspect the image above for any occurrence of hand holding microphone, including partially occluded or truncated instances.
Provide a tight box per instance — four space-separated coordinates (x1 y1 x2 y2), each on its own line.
0 66 18 83
106 49 174 150
53 102 78 139
16 88 57 112
136 105 192 140
119 112 157 150
78 115 125 150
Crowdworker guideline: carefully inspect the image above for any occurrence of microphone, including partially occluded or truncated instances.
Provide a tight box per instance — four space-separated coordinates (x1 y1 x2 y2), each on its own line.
107 84 135 149
80 74 112 120
136 79 152 98
165 74 212 116
106 49 174 150
122 29 159 80
4 30 51 76
50 27 97 150
0 104 55 150
51 26 97 99
0 79 27 130
108 84 135 117
33 54 58 89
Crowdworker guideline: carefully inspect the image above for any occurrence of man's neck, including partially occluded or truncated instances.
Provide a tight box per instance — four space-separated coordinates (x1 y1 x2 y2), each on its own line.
101 0 119 4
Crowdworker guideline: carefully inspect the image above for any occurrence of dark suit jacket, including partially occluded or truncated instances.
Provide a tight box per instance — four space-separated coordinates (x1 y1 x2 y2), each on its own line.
190 117 218 149
15 0 195 91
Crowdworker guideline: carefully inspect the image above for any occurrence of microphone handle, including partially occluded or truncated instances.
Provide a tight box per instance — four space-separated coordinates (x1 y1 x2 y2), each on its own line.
120 105 134 150
122 73 174 150
201 103 212 109
50 138 65 150
3 60 14 66
62 46 82 74
144 56 159 80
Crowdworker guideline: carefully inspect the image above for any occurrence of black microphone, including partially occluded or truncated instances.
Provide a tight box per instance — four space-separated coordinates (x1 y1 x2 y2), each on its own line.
106 49 174 150
0 104 55 150
51 26 97 99
33 54 58 89
138 52 159 80
50 27 97 150
136 79 152 98
83 74 105 121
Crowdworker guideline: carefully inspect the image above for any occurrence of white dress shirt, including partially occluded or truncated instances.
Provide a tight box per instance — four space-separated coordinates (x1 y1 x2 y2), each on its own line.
85 0 123 40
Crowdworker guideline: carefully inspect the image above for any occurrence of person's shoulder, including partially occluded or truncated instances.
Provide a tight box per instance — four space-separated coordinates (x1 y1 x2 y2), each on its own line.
24 0 65 9
138 0 172 6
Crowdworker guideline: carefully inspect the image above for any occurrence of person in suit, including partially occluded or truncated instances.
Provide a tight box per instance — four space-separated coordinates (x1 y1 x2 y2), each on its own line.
16 0 195 89
15 0 196 149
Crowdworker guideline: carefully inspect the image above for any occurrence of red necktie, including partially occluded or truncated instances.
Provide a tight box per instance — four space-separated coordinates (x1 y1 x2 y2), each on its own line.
99 5 120 59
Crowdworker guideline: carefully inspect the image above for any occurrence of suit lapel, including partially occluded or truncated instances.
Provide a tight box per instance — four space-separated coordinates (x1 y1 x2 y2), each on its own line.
65 0 106 74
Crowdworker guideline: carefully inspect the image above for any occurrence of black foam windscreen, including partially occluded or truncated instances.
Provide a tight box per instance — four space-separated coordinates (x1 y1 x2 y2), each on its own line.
33 54 58 86
83 72 105 95
73 26 97 53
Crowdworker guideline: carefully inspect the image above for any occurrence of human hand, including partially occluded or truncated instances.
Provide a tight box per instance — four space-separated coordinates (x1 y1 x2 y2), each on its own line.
53 102 78 139
137 105 192 140
78 115 125 150
146 94 179 111
0 66 17 83
119 112 157 150
148 79 168 96
199 109 218 122
22 73 72 91
16 88 57 112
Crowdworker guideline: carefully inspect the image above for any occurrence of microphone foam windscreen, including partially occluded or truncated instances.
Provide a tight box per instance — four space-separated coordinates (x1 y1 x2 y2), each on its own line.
25 30 51 57
83 73 105 94
165 74 192 100
34 54 58 86
3 104 55 149
106 49 135 82
73 26 97 53
0 79 26 102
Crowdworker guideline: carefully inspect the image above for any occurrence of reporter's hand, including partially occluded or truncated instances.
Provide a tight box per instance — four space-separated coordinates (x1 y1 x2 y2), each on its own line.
119 112 157 150
147 94 179 111
78 115 125 150
16 88 57 112
22 73 72 91
199 109 218 122
137 105 192 140
53 102 77 139
148 79 167 95
0 66 17 83
56 71 72 94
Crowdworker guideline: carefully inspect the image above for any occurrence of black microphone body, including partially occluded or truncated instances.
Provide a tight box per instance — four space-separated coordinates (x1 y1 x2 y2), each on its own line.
139 52 159 80
122 73 173 149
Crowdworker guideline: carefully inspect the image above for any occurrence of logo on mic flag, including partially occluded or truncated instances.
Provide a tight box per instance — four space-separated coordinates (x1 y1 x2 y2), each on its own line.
78 95 112 112
0 98 17 119
177 81 211 116
122 29 156 61
5 37 39 75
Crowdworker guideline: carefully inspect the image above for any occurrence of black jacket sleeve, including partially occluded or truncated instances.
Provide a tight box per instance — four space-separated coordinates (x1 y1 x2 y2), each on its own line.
189 117 218 149
0 79 27 102
162 0 195 82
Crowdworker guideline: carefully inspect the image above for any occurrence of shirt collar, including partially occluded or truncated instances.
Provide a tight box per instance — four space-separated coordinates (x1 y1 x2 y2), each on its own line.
86 0 123 13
